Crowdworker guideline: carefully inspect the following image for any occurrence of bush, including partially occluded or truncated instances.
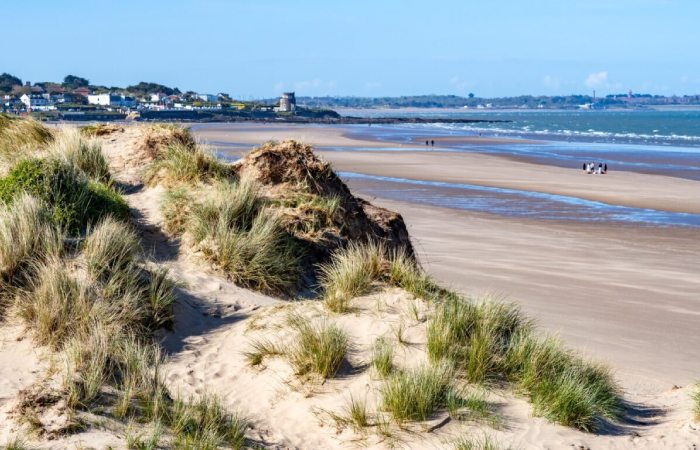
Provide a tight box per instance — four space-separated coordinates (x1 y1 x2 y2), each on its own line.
380 362 453 423
288 314 348 379
318 241 385 313
0 158 129 233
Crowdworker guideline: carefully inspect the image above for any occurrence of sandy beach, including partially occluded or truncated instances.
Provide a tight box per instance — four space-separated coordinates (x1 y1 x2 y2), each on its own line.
193 123 700 390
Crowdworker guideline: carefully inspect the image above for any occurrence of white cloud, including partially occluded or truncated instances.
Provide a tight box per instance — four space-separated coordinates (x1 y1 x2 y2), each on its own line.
543 75 560 90
584 71 608 88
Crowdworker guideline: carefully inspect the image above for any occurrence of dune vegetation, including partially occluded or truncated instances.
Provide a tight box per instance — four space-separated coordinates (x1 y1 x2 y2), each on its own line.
0 119 248 449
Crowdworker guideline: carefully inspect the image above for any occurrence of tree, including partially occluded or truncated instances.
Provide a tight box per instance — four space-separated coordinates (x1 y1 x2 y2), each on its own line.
0 73 22 93
468 92 475 99
63 75 90 89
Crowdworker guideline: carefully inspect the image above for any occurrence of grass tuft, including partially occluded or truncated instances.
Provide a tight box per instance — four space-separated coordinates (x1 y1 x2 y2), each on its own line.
48 128 111 183
318 241 385 313
371 336 394 378
380 362 453 423
169 393 247 450
0 193 63 281
144 141 231 187
82 216 140 279
161 187 192 235
190 178 300 295
453 434 500 450
243 337 283 367
288 314 348 379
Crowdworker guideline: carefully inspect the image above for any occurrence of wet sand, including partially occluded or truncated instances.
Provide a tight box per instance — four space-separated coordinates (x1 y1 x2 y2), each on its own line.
192 123 700 388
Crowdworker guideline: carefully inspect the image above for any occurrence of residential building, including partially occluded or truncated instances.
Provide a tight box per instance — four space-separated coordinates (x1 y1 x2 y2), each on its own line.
197 93 218 103
87 93 136 108
20 93 50 110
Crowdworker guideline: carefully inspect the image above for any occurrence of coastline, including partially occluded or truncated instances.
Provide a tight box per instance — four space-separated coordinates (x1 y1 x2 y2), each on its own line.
192 122 700 390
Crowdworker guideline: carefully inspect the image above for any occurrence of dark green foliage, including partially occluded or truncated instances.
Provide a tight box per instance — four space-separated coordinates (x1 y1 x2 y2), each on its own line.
0 158 129 233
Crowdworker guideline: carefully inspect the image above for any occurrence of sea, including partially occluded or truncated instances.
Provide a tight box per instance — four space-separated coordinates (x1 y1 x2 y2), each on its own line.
337 109 700 181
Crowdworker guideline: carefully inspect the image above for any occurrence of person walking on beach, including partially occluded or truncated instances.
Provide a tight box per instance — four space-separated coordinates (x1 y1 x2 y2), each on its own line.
425 140 429 146
431 139 434 147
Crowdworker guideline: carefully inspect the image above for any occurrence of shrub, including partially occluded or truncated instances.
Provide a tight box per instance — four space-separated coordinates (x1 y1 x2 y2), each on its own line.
48 128 111 183
380 362 453 423
169 393 247 450
371 336 394 378
0 158 129 233
288 314 348 379
318 241 385 313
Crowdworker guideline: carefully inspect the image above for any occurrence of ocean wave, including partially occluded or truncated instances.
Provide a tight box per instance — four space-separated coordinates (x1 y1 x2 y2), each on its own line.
417 122 700 144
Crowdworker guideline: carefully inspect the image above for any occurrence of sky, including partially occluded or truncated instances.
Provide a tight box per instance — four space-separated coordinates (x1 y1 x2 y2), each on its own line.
4 0 700 98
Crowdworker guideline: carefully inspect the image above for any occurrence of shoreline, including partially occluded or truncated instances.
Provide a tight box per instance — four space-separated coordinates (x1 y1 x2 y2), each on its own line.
191 122 700 388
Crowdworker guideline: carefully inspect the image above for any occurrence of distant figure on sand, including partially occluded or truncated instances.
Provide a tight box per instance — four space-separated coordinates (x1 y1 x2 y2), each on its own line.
582 161 608 174
431 139 434 147
425 140 429 146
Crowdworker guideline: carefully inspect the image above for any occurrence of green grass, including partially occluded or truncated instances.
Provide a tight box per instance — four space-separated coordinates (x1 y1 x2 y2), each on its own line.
17 257 91 349
0 114 53 163
371 336 394 378
344 395 370 431
169 393 247 450
82 217 140 279
380 362 453 424
49 128 112 183
0 194 63 282
0 158 129 233
243 337 283 366
452 435 500 450
389 248 460 302
503 333 622 431
2 436 34 450
143 141 231 187
318 241 385 313
190 179 300 295
425 296 620 431
288 314 349 379
161 187 192 235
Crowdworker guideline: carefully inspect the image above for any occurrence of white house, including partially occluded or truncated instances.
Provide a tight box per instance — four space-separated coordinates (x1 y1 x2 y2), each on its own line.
197 93 217 103
20 93 50 110
87 93 136 108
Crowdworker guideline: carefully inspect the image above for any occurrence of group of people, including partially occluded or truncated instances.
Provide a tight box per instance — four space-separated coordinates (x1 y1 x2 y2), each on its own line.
425 139 435 147
583 162 608 174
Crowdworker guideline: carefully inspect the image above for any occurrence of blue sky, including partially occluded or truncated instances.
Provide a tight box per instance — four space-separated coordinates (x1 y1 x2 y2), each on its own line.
4 0 700 98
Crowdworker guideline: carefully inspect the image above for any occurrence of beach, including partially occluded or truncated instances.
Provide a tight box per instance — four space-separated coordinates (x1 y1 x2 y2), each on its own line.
193 122 700 390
